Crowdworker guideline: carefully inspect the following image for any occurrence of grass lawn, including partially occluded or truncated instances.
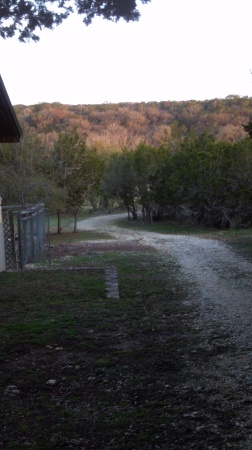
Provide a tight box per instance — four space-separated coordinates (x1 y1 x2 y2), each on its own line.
1 217 251 448
0 243 197 449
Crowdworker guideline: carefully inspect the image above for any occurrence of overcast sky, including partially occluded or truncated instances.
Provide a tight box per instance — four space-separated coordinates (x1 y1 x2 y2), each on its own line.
1 0 252 106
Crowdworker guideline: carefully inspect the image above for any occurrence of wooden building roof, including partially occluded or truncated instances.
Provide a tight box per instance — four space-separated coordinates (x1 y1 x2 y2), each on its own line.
0 75 22 143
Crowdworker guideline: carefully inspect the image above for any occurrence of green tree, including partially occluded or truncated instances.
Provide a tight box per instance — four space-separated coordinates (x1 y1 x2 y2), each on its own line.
133 143 164 221
0 131 65 208
163 133 252 228
101 132 252 228
0 0 151 42
85 147 106 210
149 145 175 217
52 130 102 232
101 150 138 219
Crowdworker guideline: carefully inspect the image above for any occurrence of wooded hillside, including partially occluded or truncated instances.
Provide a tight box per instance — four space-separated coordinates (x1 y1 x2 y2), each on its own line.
2 96 252 229
14 96 252 152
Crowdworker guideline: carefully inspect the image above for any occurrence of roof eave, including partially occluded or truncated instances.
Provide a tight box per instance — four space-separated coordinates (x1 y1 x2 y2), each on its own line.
0 75 23 143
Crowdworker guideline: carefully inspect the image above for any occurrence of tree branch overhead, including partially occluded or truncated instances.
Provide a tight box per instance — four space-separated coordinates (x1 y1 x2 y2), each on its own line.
0 0 151 42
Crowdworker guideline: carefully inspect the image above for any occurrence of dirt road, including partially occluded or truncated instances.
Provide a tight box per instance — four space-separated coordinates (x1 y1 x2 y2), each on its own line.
78 213 252 448
78 213 252 347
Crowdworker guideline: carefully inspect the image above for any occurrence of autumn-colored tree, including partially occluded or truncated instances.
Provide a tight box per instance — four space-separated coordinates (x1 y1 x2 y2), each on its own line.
16 98 252 154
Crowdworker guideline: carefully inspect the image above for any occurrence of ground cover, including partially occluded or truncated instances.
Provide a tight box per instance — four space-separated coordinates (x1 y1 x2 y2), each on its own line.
0 246 197 449
1 219 252 449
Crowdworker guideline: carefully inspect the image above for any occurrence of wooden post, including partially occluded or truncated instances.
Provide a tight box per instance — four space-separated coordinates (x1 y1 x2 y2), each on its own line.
0 197 6 271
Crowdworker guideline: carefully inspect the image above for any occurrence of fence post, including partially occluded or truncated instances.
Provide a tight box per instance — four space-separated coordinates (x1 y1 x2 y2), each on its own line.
17 212 24 269
0 197 6 271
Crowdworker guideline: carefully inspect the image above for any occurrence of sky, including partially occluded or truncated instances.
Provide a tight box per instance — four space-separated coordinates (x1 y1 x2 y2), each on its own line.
1 0 252 106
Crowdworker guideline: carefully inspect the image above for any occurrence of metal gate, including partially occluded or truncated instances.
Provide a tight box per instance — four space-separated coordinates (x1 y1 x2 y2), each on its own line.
2 204 50 270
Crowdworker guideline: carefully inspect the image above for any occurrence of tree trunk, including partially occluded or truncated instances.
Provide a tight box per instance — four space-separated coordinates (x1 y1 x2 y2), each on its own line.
131 198 138 220
57 209 62 234
73 206 80 233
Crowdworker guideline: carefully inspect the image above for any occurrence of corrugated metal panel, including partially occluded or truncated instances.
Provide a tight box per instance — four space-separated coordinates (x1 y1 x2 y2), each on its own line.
0 75 22 143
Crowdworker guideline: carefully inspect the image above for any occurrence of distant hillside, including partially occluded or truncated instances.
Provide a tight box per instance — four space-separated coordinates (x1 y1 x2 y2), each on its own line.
14 97 252 151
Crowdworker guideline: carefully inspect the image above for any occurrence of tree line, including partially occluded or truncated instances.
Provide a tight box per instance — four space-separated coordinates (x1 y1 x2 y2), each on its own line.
102 132 252 228
1 123 252 230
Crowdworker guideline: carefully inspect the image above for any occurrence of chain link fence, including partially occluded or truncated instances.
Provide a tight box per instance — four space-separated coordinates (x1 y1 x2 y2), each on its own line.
2 204 50 270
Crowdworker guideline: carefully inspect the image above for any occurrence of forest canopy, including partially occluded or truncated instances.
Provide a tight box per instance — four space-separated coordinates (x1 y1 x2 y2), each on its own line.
14 97 252 152
0 0 151 42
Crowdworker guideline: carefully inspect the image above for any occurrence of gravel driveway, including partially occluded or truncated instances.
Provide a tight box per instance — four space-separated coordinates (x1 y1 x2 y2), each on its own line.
78 213 252 447
78 213 252 346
